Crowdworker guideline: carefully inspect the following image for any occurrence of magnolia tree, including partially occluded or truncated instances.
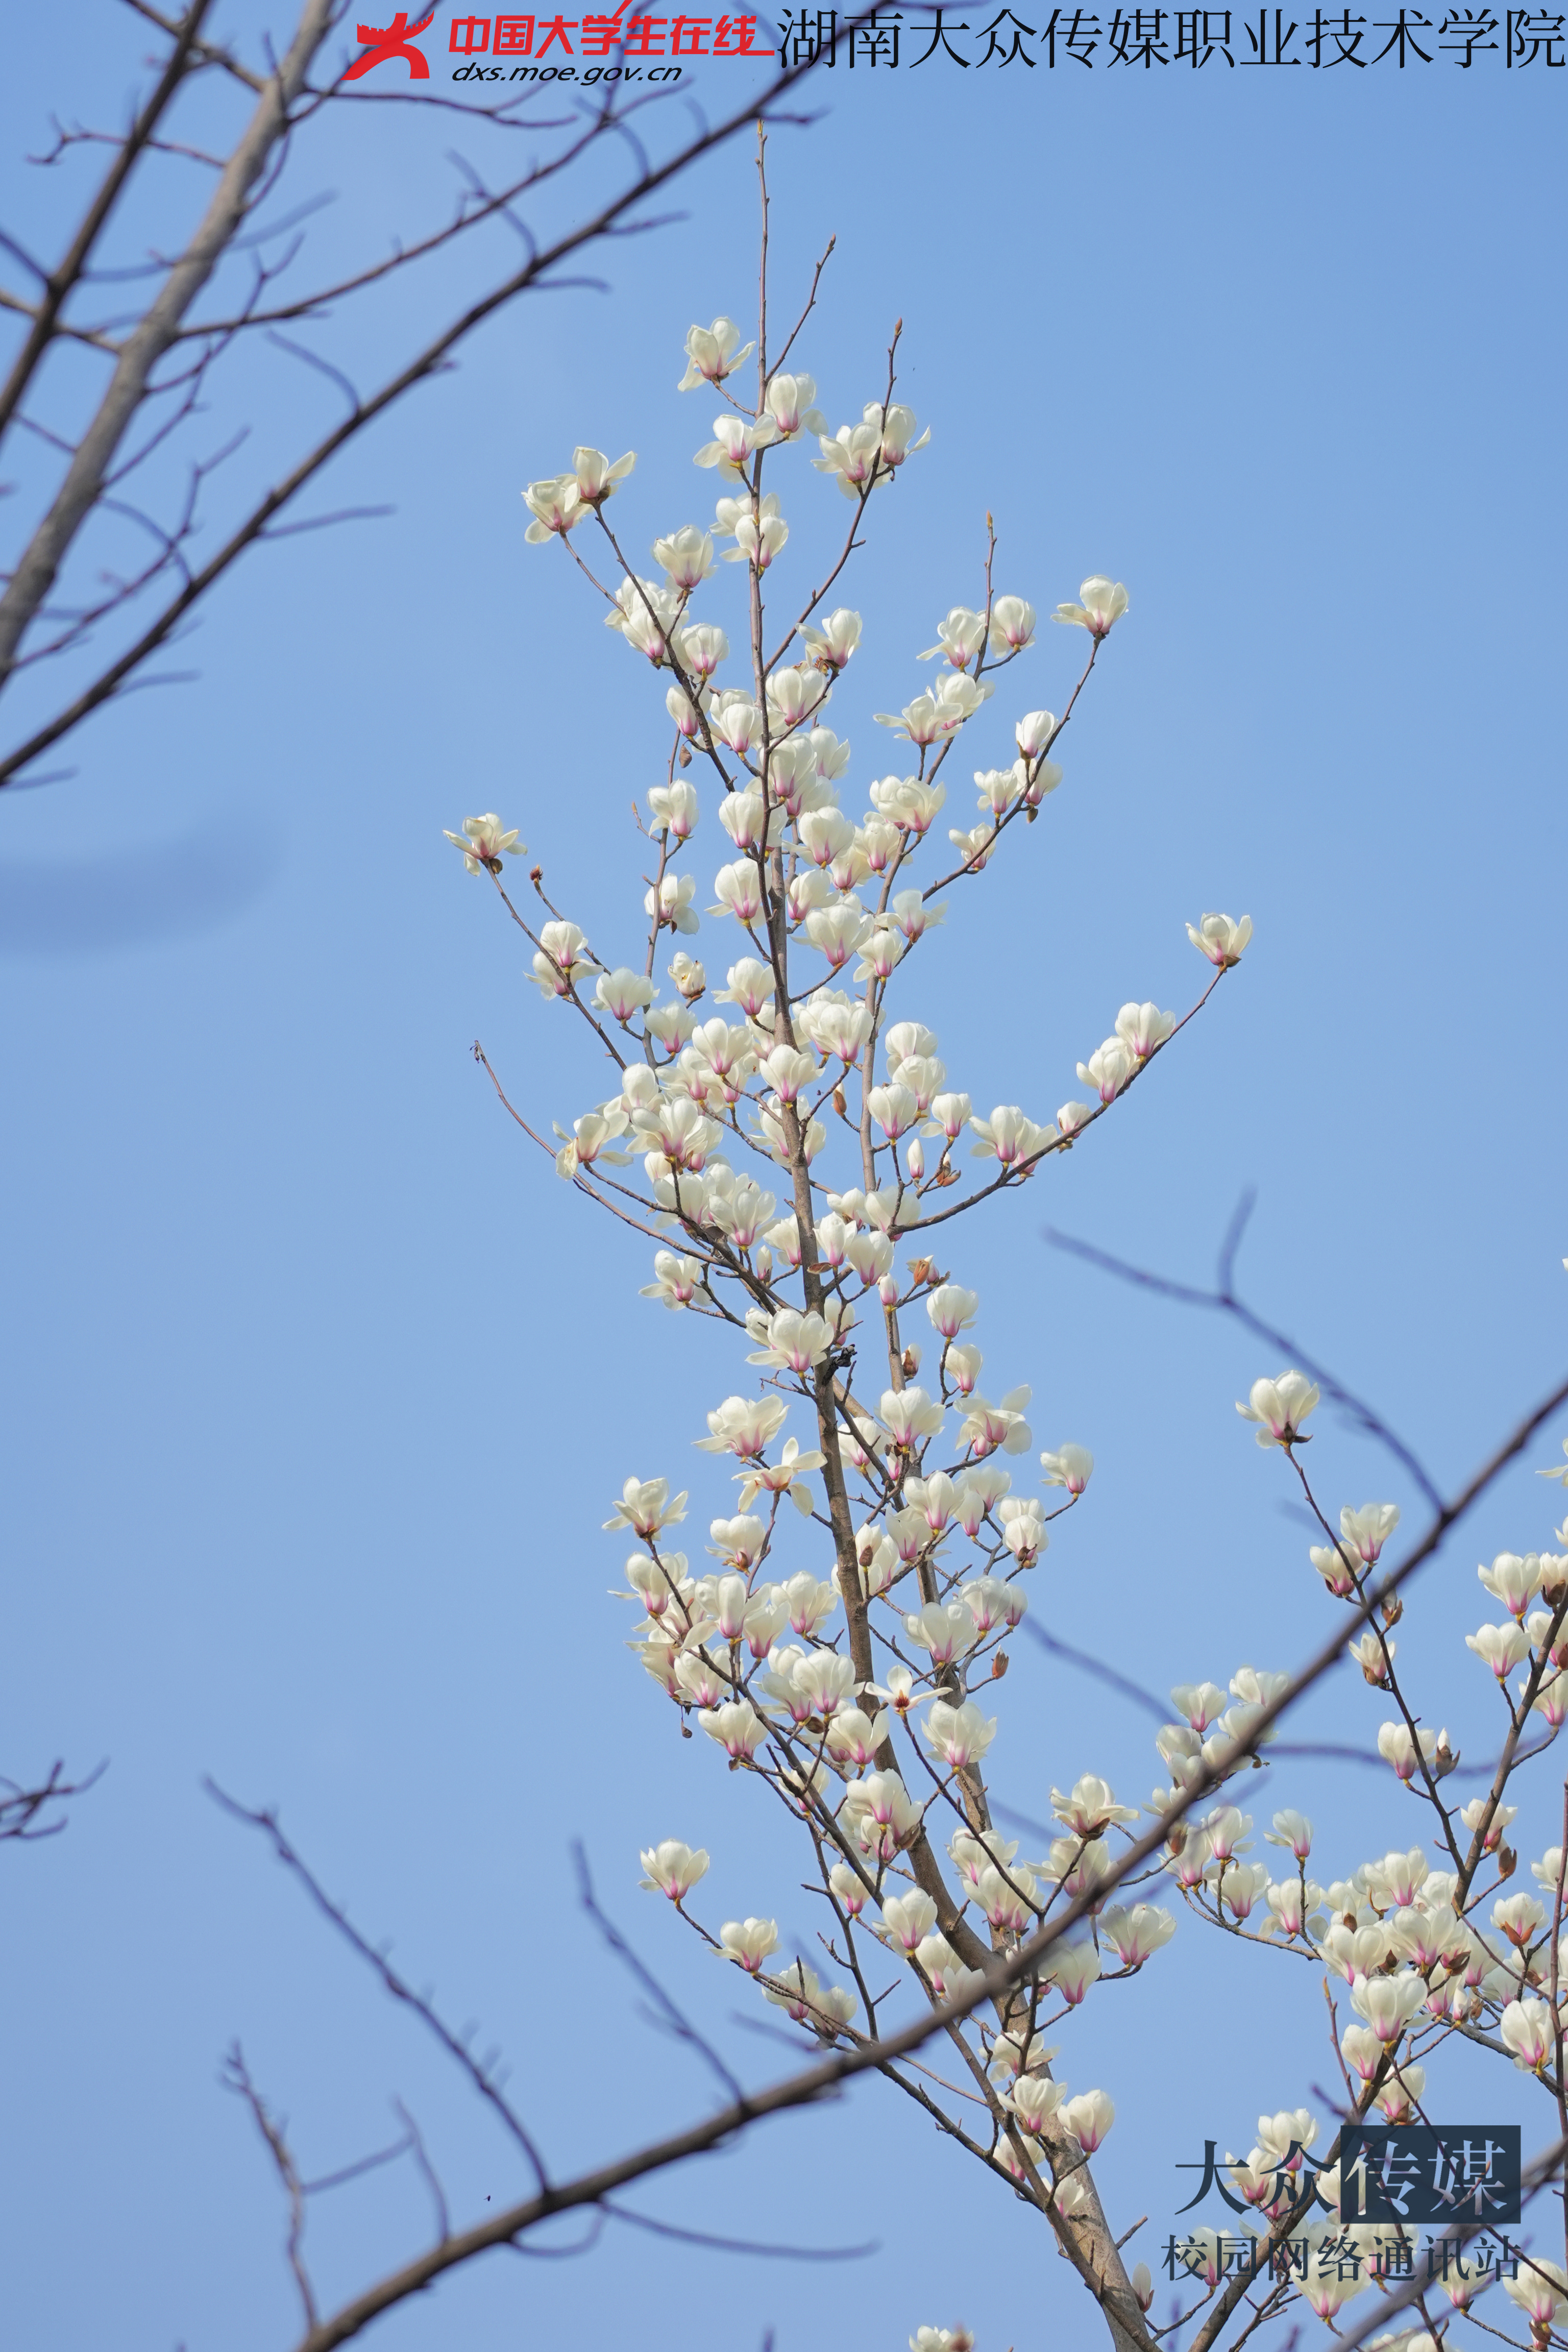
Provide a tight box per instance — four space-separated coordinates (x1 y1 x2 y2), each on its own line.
444 187 1568 2352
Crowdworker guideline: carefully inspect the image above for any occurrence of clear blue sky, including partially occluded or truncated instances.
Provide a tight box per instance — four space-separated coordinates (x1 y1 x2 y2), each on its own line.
2 9 1565 2350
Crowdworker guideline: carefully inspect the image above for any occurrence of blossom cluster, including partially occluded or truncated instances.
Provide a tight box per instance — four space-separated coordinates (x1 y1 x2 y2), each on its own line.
435 242 1568 2352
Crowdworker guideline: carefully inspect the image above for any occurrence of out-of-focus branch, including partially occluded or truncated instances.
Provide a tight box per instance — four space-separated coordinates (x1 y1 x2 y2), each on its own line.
0 1757 105 1843
1044 1191 1443 1514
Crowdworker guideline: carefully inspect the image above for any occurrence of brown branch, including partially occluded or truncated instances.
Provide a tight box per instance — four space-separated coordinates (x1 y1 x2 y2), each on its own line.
0 4 909 787
206 1782 550 2191
0 0 216 448
0 0 339 683
223 2042 316 2329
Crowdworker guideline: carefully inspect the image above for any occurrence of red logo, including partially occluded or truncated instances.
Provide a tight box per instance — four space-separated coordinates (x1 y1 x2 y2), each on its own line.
344 9 436 77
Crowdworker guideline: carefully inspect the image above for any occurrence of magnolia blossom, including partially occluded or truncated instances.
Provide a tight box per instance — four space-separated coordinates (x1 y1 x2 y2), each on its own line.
958 1389 1033 1458
595 966 655 1023
881 1385 945 1450
989 595 1036 653
1349 1969 1426 2042
604 1476 687 1536
1060 2088 1115 2153
718 1916 779 1971
521 472 583 541
697 1394 789 1456
763 371 826 440
648 779 700 838
1340 1501 1400 1565
1097 1903 1176 1967
728 505 789 570
640 1250 703 1309
1052 1773 1139 1835
814 400 928 497
1480 1548 1546 1615
1505 2256 1568 2330
1466 1619 1531 1679
605 573 679 661
869 772 948 834
969 1106 1056 1167
1046 1941 1101 2004
919 606 987 667
1309 1540 1358 1598
1052 575 1129 636
1114 1000 1176 1061
762 1958 855 2031
677 315 753 390
444 812 524 873
1010 2074 1067 2135
745 1306 832 1372
735 1437 825 1516
1236 1369 1320 1449
879 1889 940 1952
1040 1443 1093 1494
699 1700 768 1761
639 1839 709 1899
1378 1721 1439 1782
904 1601 979 1668
924 1700 997 1769
652 522 714 589
1187 910 1254 967
1493 1890 1546 1948
1265 1808 1314 1860
1501 1995 1556 2070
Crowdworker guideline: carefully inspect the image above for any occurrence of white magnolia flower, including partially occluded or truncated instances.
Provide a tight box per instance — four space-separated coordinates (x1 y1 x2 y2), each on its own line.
969 1106 1056 1167
988 595 1036 654
677 315 754 391
1501 1995 1556 2071
718 1917 779 1971
1060 2088 1115 2152
924 1699 997 1769
800 607 862 671
521 472 580 543
1039 1443 1093 1495
638 1839 709 1899
1187 910 1254 967
570 445 634 508
1114 1001 1176 1061
1052 575 1129 636
919 606 987 667
443 811 524 879
652 523 714 589
764 371 826 439
1236 1370 1320 1449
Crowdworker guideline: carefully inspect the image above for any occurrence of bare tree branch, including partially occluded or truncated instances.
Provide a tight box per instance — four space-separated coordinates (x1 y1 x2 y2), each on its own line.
0 1757 105 1843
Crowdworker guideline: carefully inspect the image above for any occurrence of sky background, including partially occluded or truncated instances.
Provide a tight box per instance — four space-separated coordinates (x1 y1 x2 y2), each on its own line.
2 8 1566 2351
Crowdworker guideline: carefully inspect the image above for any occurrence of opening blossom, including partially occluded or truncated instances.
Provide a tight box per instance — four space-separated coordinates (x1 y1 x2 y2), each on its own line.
1236 1370 1320 1450
443 813 524 874
1051 576 1129 636
1187 911 1254 967
717 1917 779 1971
638 1840 709 1900
1040 1444 1094 1496
677 315 753 390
